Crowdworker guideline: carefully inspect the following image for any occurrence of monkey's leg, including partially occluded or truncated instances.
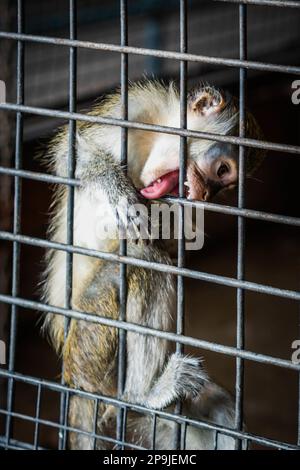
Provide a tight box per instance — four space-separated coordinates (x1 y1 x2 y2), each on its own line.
148 382 238 450
184 382 246 450
68 395 96 450
123 252 208 412
62 264 120 450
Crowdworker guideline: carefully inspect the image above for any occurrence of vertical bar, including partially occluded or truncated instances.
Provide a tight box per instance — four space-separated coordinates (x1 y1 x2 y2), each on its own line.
116 0 128 449
61 391 70 448
151 413 157 450
92 398 99 450
235 2 247 450
59 0 77 450
173 0 188 450
122 406 128 447
33 384 42 450
298 304 300 446
5 0 24 447
180 422 187 450
213 431 219 450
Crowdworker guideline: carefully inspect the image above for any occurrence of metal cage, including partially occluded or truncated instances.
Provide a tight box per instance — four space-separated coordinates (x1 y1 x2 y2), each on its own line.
0 0 300 451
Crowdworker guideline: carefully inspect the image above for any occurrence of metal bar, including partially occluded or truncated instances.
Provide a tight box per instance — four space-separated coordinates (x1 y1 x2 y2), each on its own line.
58 0 77 451
116 0 128 449
1 167 300 227
162 196 300 226
213 431 219 450
0 407 145 451
121 406 128 448
298 303 300 446
0 166 80 186
33 384 42 450
1 294 300 371
92 399 99 450
1 102 300 155
235 2 247 450
0 0 298 452
4 0 24 448
180 422 187 450
0 369 299 450
151 414 157 450
1 32 300 75
214 0 300 8
0 436 46 451
173 0 188 450
0 231 299 301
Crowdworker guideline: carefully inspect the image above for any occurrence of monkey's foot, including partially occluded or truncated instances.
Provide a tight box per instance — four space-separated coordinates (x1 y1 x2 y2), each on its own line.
172 353 209 399
143 353 209 410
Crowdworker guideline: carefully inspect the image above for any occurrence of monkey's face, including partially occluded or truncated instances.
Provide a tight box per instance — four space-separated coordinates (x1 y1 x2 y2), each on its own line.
186 142 238 200
140 86 241 202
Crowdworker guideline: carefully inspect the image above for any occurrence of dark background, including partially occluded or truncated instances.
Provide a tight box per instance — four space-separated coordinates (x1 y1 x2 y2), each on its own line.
0 0 299 449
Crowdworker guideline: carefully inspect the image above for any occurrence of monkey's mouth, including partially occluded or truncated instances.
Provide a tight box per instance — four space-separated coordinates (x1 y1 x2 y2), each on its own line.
140 166 205 200
140 169 181 199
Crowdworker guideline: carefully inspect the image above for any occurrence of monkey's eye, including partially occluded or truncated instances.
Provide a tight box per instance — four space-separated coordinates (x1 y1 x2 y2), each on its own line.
217 163 230 178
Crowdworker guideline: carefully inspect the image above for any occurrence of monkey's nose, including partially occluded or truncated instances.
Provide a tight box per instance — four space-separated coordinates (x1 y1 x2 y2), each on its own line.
198 180 222 201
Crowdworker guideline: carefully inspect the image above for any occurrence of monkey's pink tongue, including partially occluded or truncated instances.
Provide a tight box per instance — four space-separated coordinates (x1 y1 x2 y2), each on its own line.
140 170 179 199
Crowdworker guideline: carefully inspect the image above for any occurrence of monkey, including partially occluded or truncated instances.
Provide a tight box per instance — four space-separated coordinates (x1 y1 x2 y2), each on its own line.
41 80 264 449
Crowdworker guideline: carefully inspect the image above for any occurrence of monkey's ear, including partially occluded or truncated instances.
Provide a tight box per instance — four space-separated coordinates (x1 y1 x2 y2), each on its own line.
188 87 226 117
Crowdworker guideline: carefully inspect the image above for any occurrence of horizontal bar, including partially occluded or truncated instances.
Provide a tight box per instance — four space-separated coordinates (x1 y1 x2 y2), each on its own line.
0 230 299 301
1 102 300 156
0 436 46 451
0 408 144 451
163 196 300 226
0 166 80 187
0 368 298 450
0 32 299 75
0 292 299 371
0 166 299 227
0 442 24 450
215 0 300 8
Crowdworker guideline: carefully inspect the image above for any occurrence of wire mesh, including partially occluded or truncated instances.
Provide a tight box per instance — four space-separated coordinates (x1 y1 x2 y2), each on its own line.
0 0 299 451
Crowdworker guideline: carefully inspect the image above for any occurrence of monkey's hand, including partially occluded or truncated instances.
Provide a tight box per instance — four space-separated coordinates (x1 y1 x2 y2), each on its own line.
79 149 151 244
114 193 151 245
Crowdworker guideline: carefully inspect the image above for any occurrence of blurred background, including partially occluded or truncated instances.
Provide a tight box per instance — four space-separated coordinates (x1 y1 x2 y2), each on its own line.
0 0 299 449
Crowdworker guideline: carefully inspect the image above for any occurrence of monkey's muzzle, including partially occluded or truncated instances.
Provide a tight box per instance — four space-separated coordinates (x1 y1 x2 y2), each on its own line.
139 163 216 202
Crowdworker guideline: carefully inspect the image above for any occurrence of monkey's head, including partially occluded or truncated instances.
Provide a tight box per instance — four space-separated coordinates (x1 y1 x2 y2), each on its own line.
140 85 265 201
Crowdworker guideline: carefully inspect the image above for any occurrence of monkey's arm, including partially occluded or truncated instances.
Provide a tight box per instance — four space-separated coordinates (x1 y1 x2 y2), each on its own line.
79 150 138 208
77 147 149 241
